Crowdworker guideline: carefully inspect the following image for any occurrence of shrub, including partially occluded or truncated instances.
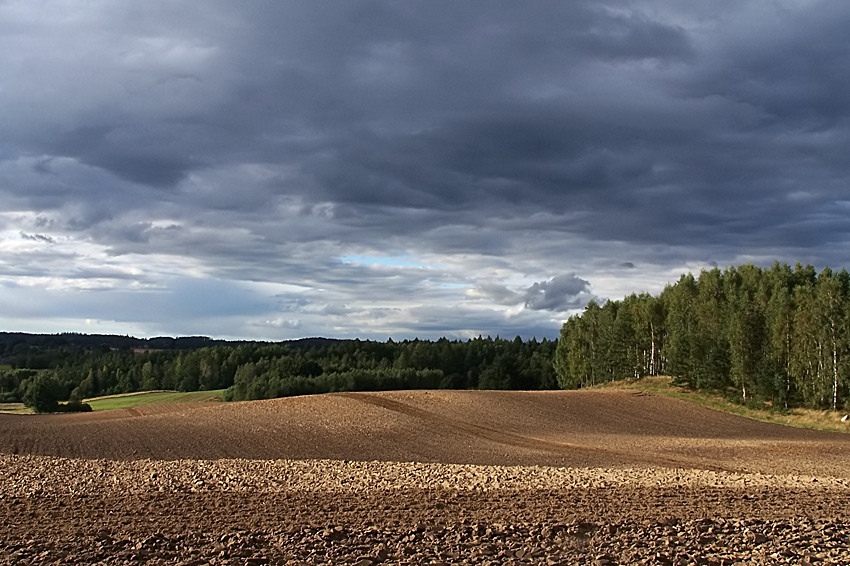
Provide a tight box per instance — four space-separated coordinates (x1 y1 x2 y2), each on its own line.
22 373 62 413
56 401 93 413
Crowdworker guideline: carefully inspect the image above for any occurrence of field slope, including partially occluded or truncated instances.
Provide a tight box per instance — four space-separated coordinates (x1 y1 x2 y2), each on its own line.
4 389 850 563
2 389 849 476
84 389 224 411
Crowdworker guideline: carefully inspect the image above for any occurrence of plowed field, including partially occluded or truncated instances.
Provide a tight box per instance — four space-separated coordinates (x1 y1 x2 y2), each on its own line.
2 389 850 564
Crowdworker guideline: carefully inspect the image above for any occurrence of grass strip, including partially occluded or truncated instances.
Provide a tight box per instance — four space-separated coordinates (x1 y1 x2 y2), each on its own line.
84 389 224 411
594 376 850 434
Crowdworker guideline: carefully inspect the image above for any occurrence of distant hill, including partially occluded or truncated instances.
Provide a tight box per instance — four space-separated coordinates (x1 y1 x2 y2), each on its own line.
0 332 343 354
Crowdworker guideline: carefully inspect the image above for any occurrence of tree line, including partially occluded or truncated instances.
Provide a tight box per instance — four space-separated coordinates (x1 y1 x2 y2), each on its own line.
555 262 850 411
1 335 557 410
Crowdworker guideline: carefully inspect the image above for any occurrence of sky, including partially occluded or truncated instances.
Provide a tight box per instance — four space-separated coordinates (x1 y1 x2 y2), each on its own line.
1 1 849 341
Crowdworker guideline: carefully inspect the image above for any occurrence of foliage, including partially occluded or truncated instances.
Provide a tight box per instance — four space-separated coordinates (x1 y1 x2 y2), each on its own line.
0 334 557 403
554 262 850 412
56 401 93 413
21 372 63 413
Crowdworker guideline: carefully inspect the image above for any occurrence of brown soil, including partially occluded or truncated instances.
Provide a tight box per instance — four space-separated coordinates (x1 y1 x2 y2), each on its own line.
2 389 850 564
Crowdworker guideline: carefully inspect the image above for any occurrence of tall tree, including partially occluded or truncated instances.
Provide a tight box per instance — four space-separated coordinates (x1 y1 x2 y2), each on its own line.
815 268 849 410
764 262 796 407
661 274 699 386
725 265 767 402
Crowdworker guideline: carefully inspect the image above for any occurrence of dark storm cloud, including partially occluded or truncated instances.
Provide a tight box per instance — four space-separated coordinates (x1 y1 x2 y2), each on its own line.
2 1 850 339
7 2 840 231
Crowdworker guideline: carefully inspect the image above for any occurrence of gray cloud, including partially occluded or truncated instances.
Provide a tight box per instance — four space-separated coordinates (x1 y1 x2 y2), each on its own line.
1 1 849 339
524 275 593 312
20 232 55 244
471 274 593 313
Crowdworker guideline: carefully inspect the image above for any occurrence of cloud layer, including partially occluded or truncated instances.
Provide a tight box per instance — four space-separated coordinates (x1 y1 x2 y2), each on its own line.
1 1 849 339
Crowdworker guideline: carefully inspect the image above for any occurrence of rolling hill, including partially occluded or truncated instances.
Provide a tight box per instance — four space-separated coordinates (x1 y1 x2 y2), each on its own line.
2 389 849 477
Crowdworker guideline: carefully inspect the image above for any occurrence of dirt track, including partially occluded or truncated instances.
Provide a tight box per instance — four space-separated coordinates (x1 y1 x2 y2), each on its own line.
2 389 850 564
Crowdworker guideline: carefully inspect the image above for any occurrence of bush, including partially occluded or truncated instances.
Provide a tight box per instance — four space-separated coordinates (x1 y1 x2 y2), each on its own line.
56 401 93 413
22 373 62 413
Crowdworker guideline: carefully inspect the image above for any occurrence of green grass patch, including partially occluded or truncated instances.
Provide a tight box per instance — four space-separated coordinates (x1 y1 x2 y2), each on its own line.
593 376 850 434
84 390 224 411
0 403 32 415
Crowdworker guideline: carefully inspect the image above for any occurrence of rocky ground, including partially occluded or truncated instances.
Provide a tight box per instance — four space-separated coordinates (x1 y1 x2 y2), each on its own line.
2 390 850 564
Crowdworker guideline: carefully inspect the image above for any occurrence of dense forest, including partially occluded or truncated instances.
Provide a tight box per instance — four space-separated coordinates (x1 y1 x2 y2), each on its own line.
555 263 850 411
0 333 557 408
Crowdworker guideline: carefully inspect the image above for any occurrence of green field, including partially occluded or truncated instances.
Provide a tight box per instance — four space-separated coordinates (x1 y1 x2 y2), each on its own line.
0 390 224 414
0 403 31 414
84 390 225 411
